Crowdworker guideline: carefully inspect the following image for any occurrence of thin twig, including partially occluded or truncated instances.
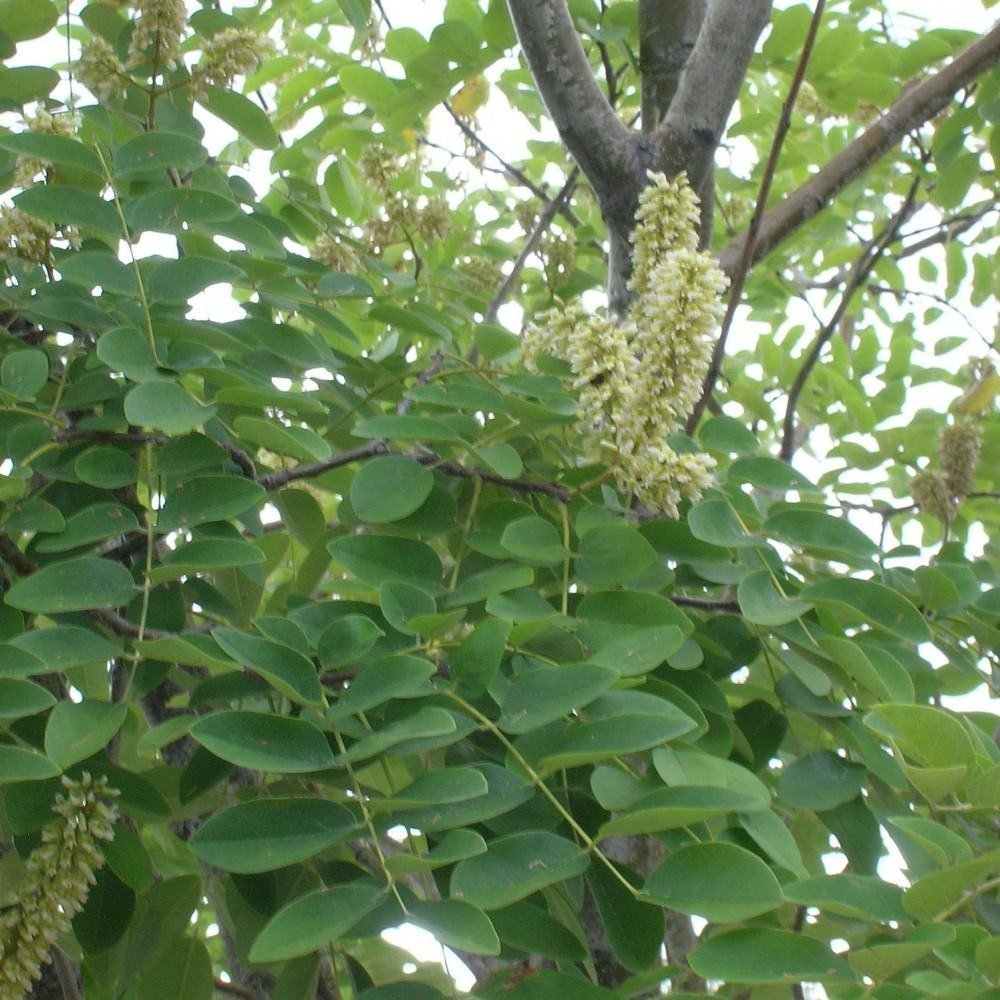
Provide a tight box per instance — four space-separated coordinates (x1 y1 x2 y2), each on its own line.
213 976 259 999
688 0 827 432
670 594 741 612
444 104 583 230
485 167 580 326
257 441 386 489
780 176 922 460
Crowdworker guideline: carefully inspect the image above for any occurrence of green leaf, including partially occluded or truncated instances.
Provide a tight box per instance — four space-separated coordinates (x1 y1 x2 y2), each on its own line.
14 185 119 235
688 499 759 547
333 706 456 764
541 710 697 770
575 525 657 587
35 503 140 553
783 874 907 922
75 447 138 488
11 627 119 671
690 928 850 983
763 509 877 562
737 570 812 625
0 0 57 41
150 539 265 583
739 809 808 878
599 786 766 837
778 751 867 811
328 535 442 588
2 348 48 399
379 581 435 635
147 257 244 304
157 476 265 532
349 457 434 523
338 64 399 111
0 67 60 105
198 85 279 148
124 382 215 435
189 798 357 872
803 577 931 643
211 628 324 706
498 663 619 734
500 516 567 565
450 831 589 909
129 937 213 1000
353 414 462 442
698 415 758 454
642 843 783 922
864 703 975 771
112 131 208 176
585 865 664 973
44 700 128 768
127 188 239 233
0 132 102 177
903 851 1000 921
0 745 61 782
848 922 957 982
6 557 136 613
408 900 501 956
189 711 335 772
316 615 385 670
249 885 386 963
0 677 56 718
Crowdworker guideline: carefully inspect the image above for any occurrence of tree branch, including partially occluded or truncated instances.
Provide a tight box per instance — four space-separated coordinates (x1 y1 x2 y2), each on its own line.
258 440 571 502
653 0 773 190
717 20 1000 276
780 176 921 460
505 0 642 223
687 0 826 431
639 0 707 132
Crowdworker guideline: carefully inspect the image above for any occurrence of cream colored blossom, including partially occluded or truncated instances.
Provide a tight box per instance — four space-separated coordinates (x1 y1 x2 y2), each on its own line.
910 468 956 523
0 774 118 999
523 173 726 516
417 196 451 242
0 206 56 264
13 110 78 186
312 232 360 273
191 27 273 96
457 255 503 296
77 36 129 103
127 0 187 72
939 420 981 499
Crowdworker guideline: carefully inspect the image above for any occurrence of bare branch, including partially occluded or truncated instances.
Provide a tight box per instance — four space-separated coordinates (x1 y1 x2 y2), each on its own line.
258 440 571 502
258 441 386 490
718 20 1000 276
505 0 642 220
639 0 707 131
780 177 921 460
485 168 580 326
688 0 826 431
654 0 773 189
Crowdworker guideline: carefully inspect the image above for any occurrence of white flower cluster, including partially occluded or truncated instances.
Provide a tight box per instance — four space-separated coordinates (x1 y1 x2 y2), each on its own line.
127 0 188 72
191 27 274 97
13 110 78 186
77 36 128 104
0 206 56 264
523 172 728 517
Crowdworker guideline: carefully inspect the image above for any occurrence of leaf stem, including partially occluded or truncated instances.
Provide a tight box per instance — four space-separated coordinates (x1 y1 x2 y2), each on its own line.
444 690 639 898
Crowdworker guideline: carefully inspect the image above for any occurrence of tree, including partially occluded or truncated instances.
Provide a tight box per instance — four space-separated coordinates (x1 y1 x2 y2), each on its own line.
0 0 998 996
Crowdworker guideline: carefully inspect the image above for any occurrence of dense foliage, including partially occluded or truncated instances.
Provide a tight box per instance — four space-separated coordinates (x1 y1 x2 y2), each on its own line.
0 1 998 998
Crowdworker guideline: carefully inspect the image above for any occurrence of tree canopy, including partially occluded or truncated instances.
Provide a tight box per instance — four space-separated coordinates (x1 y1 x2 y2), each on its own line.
0 1 999 998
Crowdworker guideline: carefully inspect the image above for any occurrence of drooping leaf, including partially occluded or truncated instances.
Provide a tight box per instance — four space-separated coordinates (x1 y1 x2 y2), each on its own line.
189 798 357 872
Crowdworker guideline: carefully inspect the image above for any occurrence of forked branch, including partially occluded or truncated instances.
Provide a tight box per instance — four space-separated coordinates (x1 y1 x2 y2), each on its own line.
717 19 1000 276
